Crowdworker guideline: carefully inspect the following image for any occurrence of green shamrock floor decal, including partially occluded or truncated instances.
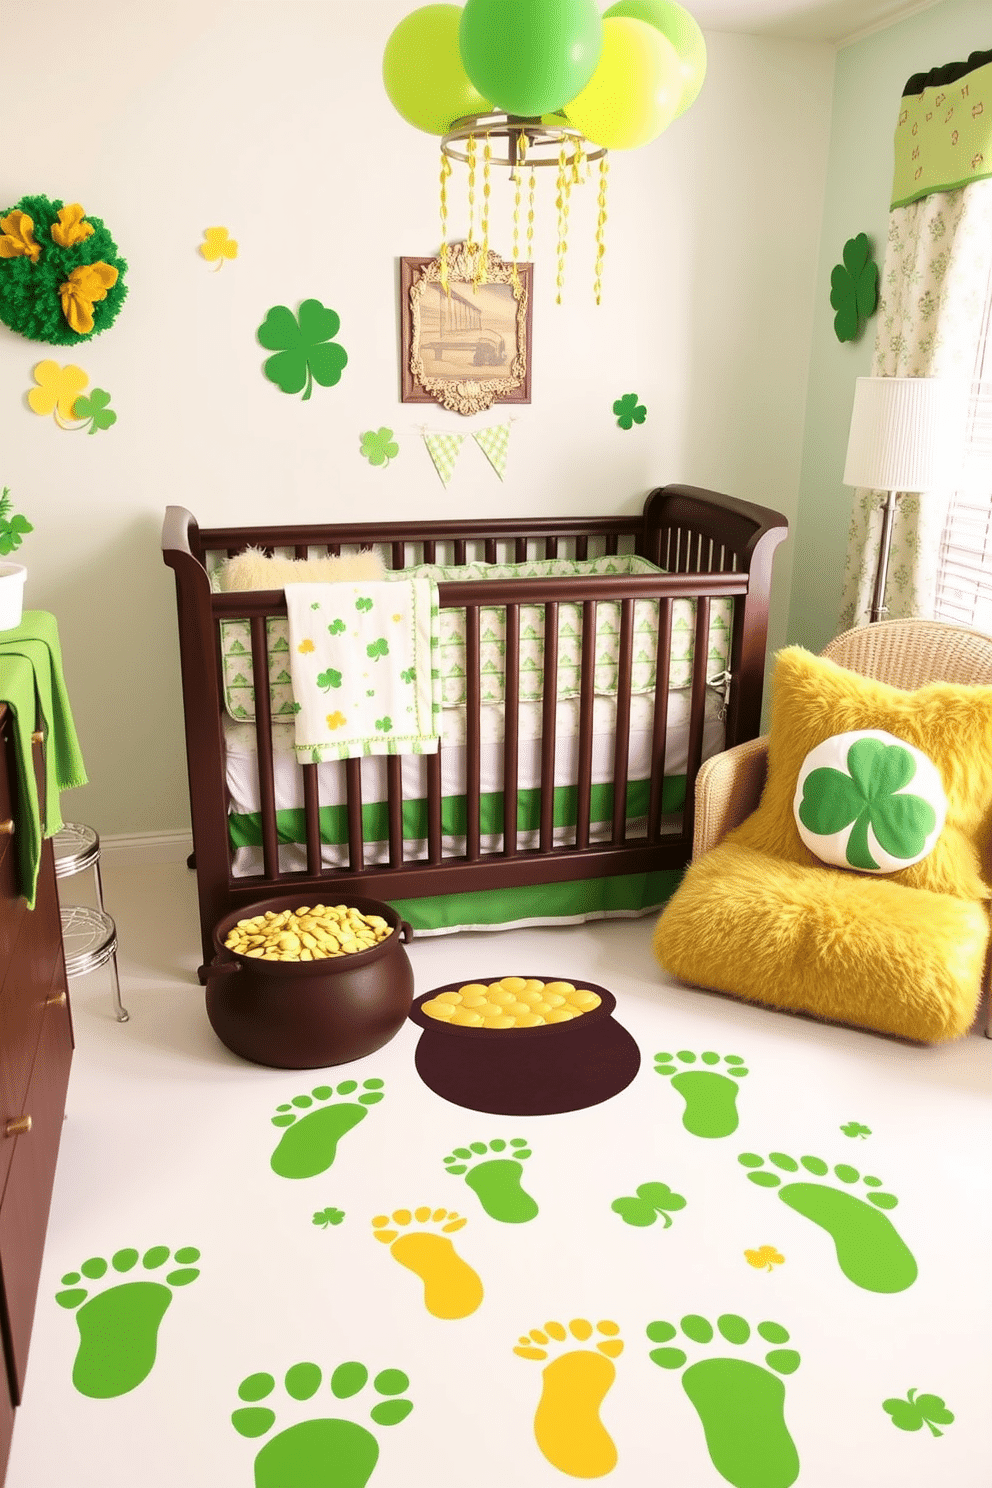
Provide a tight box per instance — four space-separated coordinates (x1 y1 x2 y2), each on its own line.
647 1313 800 1488
612 1181 687 1228
654 1050 749 1137
883 1388 954 1437
312 1207 345 1229
738 1151 917 1293
443 1137 538 1222
232 1360 412 1488
514 1318 624 1479
371 1207 483 1319
55 1245 200 1398
270 1080 385 1180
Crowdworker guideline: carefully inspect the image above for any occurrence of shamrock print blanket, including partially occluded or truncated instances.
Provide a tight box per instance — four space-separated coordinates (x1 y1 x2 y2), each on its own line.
284 580 441 762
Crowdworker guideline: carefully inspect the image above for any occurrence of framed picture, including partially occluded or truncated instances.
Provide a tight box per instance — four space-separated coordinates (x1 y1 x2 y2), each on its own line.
400 243 532 416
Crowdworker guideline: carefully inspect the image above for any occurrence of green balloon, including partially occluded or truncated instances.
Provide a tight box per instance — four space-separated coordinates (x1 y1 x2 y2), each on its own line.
460 0 603 118
383 4 491 136
604 0 706 116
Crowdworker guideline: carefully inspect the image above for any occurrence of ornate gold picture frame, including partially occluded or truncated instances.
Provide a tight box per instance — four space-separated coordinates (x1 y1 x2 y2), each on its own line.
400 244 532 415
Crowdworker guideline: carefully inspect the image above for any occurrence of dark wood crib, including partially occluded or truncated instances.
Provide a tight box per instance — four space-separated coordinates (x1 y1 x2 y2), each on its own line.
162 485 787 966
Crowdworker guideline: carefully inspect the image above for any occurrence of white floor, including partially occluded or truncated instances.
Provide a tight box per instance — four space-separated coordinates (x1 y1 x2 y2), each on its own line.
6 856 992 1488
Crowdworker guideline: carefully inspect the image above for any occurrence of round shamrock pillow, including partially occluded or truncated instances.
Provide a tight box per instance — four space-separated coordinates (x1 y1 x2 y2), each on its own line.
793 729 947 874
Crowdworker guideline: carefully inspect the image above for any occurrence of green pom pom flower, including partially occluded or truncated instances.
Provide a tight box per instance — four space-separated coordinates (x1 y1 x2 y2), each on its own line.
0 194 128 345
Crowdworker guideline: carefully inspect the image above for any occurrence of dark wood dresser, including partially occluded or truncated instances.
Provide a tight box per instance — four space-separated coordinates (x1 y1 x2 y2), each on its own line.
0 704 74 1484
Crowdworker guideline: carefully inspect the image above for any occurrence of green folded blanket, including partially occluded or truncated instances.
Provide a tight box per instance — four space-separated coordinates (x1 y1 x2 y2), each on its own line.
0 610 87 907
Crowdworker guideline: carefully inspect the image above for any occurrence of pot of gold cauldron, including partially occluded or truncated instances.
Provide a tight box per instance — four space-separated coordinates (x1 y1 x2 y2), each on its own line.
408 975 640 1116
201 895 414 1069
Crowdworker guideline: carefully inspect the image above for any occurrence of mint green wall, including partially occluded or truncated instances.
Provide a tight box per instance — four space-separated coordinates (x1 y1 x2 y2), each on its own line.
788 0 990 654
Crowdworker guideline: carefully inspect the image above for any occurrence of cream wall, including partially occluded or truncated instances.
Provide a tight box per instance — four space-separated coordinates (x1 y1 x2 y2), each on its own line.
0 1 833 839
788 0 991 652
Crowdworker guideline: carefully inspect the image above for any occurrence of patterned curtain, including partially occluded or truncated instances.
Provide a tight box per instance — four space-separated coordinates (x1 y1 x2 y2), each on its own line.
837 53 992 631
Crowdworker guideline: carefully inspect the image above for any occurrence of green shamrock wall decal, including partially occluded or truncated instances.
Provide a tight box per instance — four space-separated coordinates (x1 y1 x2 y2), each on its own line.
840 1121 872 1139
795 732 945 873
312 1207 345 1228
360 428 399 466
257 299 348 399
72 388 116 434
830 233 878 342
611 1181 686 1228
613 392 647 429
883 1389 954 1437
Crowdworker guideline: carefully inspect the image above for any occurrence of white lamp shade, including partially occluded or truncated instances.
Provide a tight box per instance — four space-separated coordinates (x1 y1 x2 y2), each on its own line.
843 376 964 492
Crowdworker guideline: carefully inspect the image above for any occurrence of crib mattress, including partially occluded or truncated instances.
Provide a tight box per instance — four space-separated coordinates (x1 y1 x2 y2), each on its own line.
225 687 725 878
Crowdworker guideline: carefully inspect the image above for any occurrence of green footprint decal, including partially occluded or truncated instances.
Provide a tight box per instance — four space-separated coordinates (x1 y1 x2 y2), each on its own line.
55 1245 201 1398
655 1050 748 1137
232 1359 412 1488
443 1138 538 1223
738 1151 917 1293
647 1313 800 1488
270 1080 385 1180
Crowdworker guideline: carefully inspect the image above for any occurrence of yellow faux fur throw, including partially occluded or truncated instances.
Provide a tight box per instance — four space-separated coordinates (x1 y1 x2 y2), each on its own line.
653 646 992 1042
217 546 385 591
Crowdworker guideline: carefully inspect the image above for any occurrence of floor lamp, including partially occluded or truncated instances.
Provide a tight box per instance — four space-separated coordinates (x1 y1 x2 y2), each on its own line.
842 375 960 623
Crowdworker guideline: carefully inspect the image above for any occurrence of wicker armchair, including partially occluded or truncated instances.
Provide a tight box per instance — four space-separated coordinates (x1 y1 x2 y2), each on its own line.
691 618 992 1038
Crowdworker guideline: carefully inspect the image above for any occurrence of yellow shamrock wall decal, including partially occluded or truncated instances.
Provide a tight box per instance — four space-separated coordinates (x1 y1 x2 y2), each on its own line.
744 1244 785 1272
27 362 117 434
200 227 238 270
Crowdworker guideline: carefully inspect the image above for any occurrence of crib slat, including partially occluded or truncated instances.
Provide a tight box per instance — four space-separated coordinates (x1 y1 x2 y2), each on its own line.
485 538 497 563
423 539 436 564
611 598 634 843
465 604 481 861
503 603 520 857
539 601 559 852
387 755 404 867
454 539 467 565
515 537 527 562
249 616 280 880
302 763 322 874
427 751 443 864
544 535 558 559
647 598 673 842
345 758 364 870
576 535 588 561
392 541 405 570
574 600 597 850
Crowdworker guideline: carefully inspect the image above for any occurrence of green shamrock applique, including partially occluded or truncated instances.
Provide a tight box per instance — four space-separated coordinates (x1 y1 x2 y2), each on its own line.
830 233 878 342
400 667 416 684
883 1389 954 1437
613 392 647 429
360 428 399 466
312 1207 345 1229
328 618 346 635
355 596 373 613
375 716 393 733
257 299 348 399
72 388 116 434
798 737 937 871
367 638 389 661
316 667 342 692
611 1181 686 1229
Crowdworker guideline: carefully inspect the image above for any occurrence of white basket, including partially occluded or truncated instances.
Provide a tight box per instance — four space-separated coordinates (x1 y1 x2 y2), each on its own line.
0 564 26 631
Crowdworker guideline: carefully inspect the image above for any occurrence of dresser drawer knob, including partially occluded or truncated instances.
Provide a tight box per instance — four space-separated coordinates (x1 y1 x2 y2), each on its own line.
46 990 67 1009
4 1115 32 1138
0 819 13 836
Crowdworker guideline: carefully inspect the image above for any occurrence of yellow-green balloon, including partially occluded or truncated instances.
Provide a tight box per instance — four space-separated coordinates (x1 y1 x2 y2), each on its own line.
603 0 706 116
564 17 683 150
383 4 490 136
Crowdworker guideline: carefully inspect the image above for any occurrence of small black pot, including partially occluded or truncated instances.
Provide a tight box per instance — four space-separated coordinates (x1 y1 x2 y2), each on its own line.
408 977 640 1116
201 895 414 1069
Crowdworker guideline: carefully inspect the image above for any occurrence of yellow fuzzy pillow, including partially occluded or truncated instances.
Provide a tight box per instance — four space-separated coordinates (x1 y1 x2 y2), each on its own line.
731 646 992 902
217 546 385 591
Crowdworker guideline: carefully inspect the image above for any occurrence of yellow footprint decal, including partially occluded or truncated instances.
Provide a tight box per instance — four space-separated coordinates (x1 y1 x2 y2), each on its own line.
515 1318 623 1478
371 1207 483 1319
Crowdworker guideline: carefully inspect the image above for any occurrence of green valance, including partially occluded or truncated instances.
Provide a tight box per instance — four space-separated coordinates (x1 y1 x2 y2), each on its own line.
891 49 992 209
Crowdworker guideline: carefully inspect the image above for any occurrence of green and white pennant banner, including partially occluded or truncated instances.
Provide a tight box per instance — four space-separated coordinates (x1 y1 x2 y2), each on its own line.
422 431 465 488
472 421 511 479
